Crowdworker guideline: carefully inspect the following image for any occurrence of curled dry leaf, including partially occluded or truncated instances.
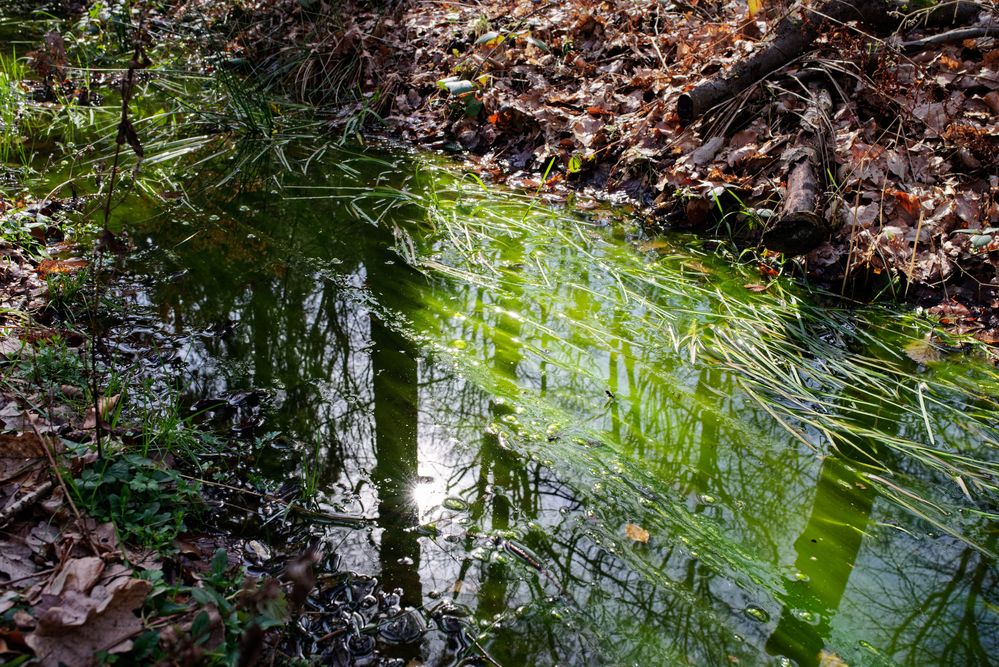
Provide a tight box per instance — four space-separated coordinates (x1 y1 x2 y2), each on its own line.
82 394 121 430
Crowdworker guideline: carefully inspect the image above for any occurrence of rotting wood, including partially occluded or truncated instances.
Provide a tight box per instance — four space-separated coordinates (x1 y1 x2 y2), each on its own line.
677 0 984 125
763 156 827 255
762 86 833 256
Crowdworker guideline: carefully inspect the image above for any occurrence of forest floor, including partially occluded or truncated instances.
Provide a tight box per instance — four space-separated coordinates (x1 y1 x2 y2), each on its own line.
0 2 998 665
226 0 999 342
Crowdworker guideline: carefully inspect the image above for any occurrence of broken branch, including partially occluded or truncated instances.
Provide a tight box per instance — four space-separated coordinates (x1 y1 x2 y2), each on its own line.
677 0 984 124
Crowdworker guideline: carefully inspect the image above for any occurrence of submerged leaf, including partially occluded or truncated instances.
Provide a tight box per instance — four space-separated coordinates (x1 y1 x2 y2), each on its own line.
625 523 650 543
903 337 941 365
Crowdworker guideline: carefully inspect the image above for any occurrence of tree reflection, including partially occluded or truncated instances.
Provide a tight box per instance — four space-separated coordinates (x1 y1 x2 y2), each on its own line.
124 156 997 667
765 457 875 665
370 310 422 607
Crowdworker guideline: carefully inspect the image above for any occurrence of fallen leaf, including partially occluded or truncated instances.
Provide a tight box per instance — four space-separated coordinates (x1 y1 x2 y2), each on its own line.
42 557 105 599
904 337 941 365
36 259 87 277
82 395 121 430
818 650 849 667
26 577 151 667
0 541 43 586
625 523 650 543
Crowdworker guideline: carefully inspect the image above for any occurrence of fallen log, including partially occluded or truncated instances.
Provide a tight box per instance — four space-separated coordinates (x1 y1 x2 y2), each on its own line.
762 86 833 255
762 155 827 254
677 0 983 125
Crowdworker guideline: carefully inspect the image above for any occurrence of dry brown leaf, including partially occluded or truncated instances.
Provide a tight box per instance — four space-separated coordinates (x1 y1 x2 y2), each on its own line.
35 259 88 278
0 540 43 586
624 523 650 543
82 395 121 430
26 577 151 667
818 650 849 667
42 557 105 598
0 433 46 481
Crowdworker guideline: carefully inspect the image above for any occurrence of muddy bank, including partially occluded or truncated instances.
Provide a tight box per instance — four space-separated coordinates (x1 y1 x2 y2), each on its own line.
226 0 999 338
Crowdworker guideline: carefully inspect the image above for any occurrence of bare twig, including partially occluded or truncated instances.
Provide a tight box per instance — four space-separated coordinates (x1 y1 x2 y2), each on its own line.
901 22 996 51
0 479 54 529
28 420 101 556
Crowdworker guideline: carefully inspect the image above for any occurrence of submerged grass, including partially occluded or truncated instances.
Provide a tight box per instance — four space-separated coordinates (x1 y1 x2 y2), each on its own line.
0 50 30 167
355 163 999 553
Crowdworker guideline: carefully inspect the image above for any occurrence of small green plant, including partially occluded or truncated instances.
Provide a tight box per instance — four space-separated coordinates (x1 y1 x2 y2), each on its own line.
22 334 87 390
136 550 290 665
45 269 90 320
72 453 201 552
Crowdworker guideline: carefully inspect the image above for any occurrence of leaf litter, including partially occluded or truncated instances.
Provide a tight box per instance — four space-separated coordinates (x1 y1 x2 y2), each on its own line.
222 0 999 343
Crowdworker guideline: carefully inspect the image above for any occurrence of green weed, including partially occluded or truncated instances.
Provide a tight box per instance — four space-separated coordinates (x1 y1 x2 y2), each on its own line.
72 452 200 552
22 333 86 389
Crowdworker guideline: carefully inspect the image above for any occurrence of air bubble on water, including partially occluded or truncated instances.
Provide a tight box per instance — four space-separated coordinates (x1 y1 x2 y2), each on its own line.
743 605 770 623
443 497 469 511
791 609 820 625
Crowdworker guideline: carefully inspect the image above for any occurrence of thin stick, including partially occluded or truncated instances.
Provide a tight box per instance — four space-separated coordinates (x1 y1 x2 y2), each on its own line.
0 480 54 529
29 420 100 557
176 473 371 525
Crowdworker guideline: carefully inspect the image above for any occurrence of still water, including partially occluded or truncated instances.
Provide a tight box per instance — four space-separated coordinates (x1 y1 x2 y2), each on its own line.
116 149 995 666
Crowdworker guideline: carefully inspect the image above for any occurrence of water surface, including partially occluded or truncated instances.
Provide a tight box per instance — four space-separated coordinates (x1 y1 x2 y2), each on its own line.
107 149 998 666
